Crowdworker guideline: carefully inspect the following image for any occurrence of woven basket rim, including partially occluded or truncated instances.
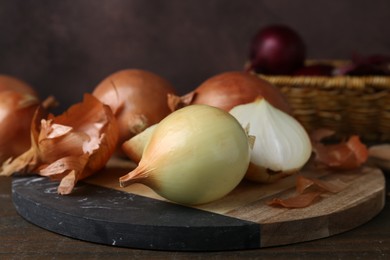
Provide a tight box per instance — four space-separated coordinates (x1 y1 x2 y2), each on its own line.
255 60 390 89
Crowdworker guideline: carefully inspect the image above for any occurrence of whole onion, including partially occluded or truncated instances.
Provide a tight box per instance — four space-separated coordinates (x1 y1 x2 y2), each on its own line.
0 75 40 163
120 104 251 205
0 75 38 96
170 71 291 114
248 24 306 75
92 69 177 155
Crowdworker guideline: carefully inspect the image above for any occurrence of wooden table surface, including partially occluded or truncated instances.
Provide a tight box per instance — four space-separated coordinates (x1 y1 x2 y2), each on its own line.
1 173 389 259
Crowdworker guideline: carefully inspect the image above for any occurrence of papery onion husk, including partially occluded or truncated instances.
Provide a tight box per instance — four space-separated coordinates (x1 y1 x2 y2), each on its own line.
267 174 348 208
0 91 39 163
0 75 43 164
119 104 251 205
92 69 177 155
311 129 368 170
0 94 119 194
230 98 312 183
266 191 322 208
168 71 291 114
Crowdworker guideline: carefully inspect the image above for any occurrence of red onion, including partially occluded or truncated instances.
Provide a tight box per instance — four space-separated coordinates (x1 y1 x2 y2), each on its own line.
334 54 390 76
248 24 306 75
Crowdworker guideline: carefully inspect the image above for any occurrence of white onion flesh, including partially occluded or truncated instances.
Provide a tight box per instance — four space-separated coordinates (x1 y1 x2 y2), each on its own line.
230 98 312 183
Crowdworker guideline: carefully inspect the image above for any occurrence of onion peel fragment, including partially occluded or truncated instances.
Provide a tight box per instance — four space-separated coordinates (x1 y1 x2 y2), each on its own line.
296 175 348 194
266 191 323 208
267 175 348 208
0 94 119 195
311 129 368 170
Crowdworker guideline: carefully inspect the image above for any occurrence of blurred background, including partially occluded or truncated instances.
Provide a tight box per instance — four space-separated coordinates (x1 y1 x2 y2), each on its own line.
0 0 389 113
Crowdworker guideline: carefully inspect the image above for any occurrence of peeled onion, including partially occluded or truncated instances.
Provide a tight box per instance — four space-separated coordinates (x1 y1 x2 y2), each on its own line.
169 71 291 114
120 104 251 205
230 98 312 183
92 69 177 155
247 24 306 75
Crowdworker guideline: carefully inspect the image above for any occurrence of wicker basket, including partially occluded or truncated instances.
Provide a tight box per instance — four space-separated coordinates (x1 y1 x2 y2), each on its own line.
257 60 390 143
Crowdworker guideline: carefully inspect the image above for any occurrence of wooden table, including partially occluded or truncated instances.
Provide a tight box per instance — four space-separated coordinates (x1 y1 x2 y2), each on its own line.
1 173 389 259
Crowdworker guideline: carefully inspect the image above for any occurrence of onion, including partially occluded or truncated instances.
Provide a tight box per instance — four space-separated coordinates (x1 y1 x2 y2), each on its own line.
169 71 291 114
0 94 119 195
230 98 312 183
119 105 251 205
0 74 38 95
0 75 40 163
247 24 306 75
334 54 390 76
122 124 157 163
92 69 177 155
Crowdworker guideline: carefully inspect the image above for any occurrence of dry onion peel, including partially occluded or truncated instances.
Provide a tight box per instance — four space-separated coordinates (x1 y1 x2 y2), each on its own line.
296 175 348 194
0 94 119 195
119 104 251 205
267 175 348 208
266 191 322 208
311 129 368 170
230 98 312 183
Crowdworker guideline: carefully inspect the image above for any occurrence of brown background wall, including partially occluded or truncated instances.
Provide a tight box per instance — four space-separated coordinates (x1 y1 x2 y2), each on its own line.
0 0 389 112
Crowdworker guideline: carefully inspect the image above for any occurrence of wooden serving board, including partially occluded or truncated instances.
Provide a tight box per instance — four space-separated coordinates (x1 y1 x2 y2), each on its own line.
11 159 386 251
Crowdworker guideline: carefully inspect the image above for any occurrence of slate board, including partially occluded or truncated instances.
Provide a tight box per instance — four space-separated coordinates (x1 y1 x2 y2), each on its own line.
11 162 386 251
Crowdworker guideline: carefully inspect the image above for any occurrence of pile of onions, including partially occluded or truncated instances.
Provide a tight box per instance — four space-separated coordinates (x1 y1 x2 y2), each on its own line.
247 24 306 75
0 75 41 164
92 69 177 155
120 104 251 205
169 71 291 114
0 94 119 195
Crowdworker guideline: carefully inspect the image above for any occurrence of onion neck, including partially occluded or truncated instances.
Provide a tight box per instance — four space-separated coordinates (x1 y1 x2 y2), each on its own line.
119 166 151 188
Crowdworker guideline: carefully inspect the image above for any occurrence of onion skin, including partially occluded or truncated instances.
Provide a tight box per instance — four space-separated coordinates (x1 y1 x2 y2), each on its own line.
0 91 39 163
92 69 177 155
311 129 368 170
0 94 119 195
170 71 291 114
248 24 306 75
0 75 38 96
0 75 40 163
120 104 251 205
